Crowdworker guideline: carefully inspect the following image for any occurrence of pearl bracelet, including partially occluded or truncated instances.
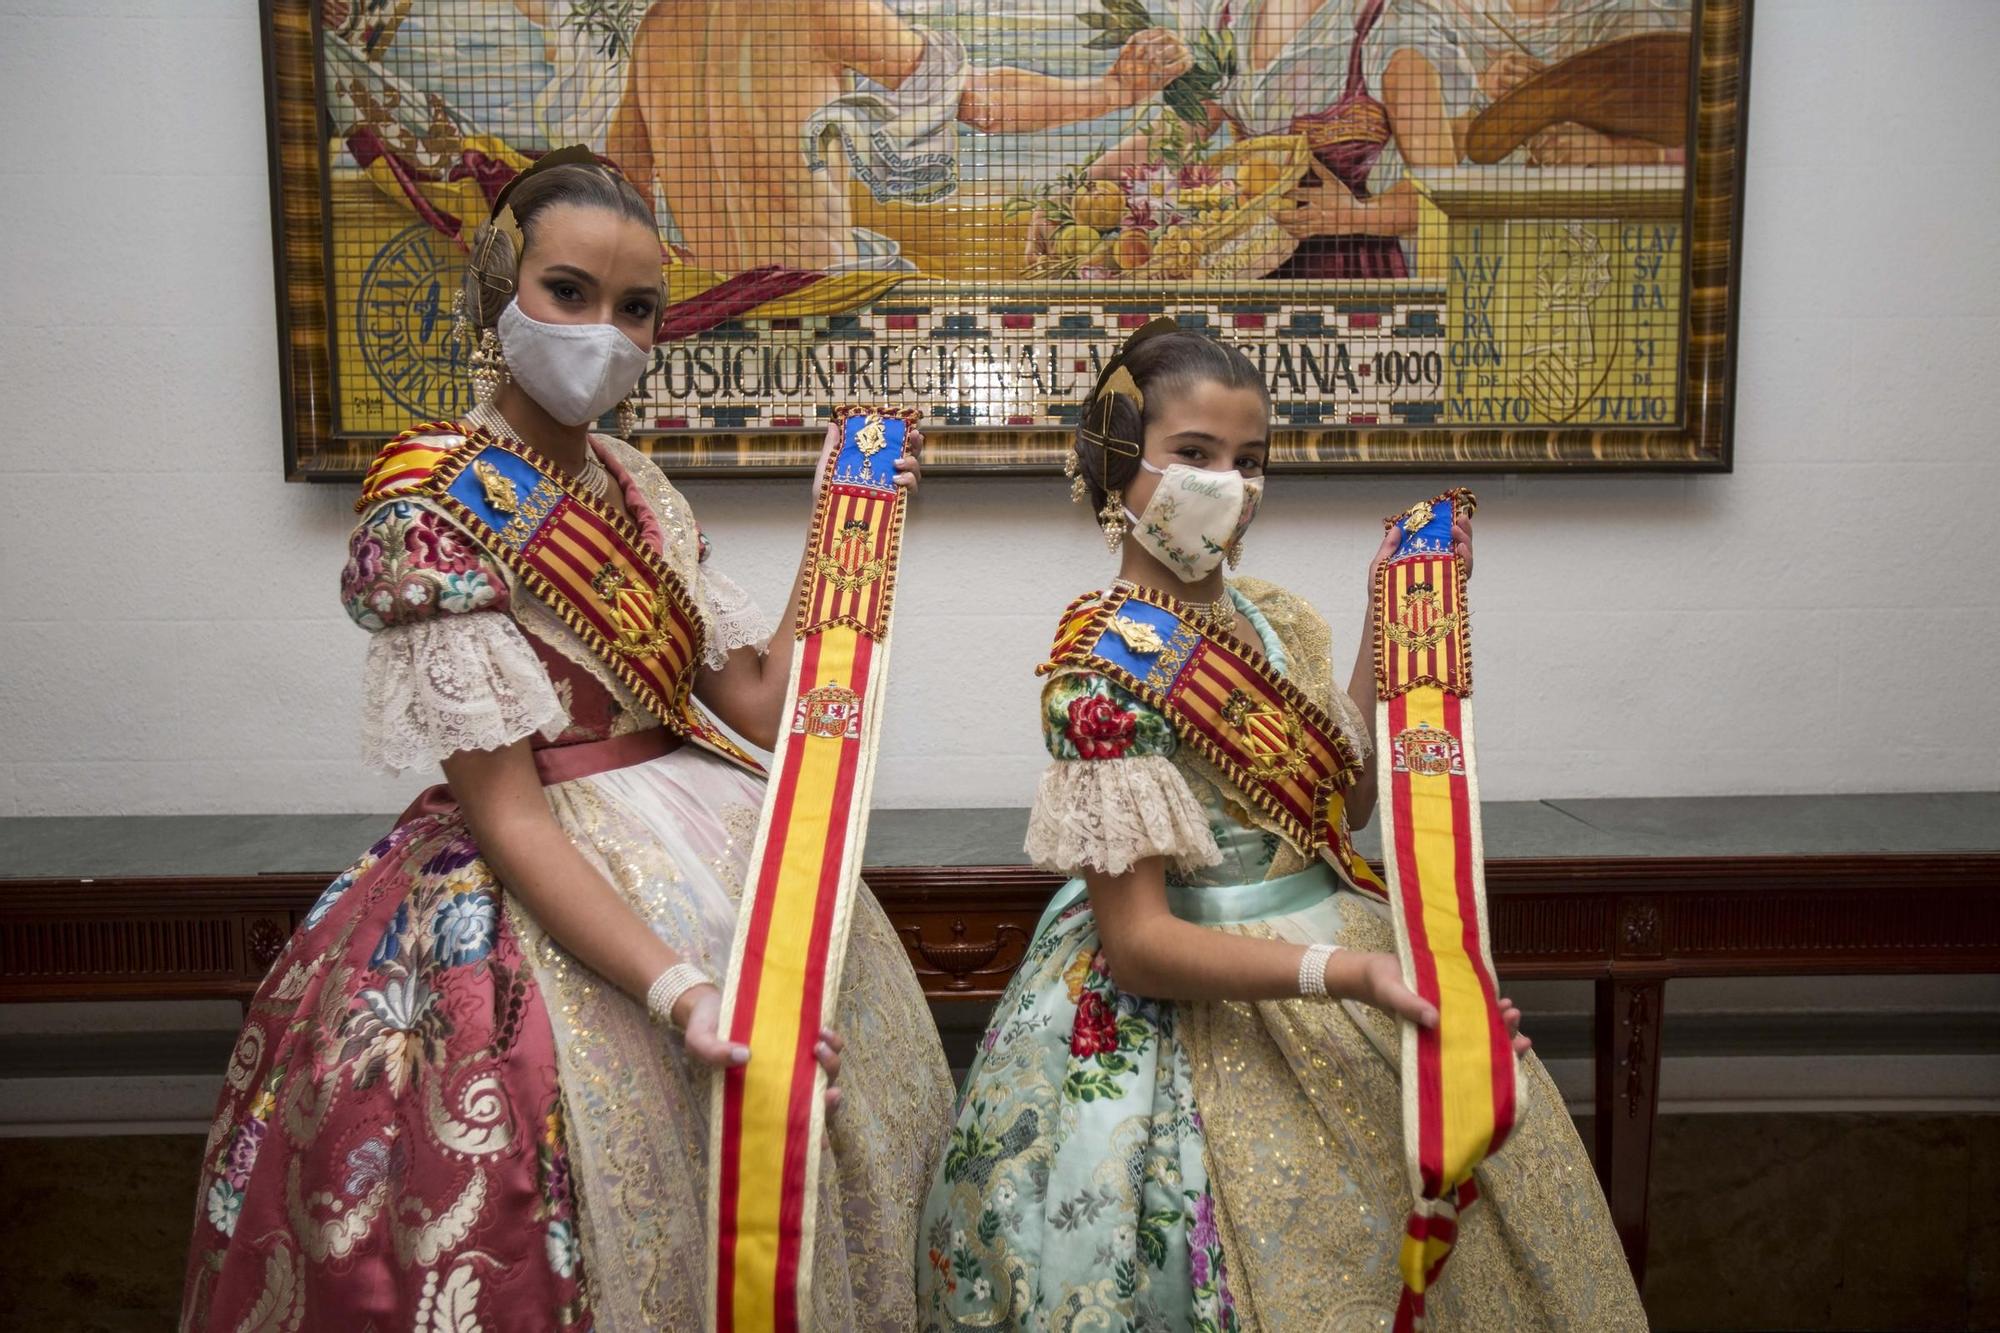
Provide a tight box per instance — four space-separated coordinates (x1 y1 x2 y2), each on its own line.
645 962 713 1030
1297 942 1340 999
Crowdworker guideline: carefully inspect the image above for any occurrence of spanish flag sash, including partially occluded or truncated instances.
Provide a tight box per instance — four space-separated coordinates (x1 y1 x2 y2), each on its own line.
1039 582 1385 898
356 422 761 774
709 408 917 1332
1372 489 1517 1331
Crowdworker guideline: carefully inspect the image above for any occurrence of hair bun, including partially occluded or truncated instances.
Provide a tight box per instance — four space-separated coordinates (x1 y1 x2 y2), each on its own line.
457 146 660 331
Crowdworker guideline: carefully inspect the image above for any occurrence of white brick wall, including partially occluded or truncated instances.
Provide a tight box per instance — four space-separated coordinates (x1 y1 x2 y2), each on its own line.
1 0 1996 817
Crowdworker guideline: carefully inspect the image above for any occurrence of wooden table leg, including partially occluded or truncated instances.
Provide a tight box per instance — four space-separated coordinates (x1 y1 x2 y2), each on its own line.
1594 976 1665 1287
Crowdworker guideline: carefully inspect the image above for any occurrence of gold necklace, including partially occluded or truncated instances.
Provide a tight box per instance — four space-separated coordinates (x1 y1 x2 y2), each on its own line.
1116 580 1236 636
1181 595 1237 637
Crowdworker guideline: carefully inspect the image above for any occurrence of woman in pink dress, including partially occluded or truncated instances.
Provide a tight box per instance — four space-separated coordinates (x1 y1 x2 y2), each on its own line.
181 150 953 1331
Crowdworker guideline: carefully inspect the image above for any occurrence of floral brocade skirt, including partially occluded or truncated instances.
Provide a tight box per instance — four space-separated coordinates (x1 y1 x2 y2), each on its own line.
183 747 954 1332
915 866 1646 1333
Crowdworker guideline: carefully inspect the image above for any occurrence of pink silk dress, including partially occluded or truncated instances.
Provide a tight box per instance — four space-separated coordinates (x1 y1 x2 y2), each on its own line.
181 425 953 1331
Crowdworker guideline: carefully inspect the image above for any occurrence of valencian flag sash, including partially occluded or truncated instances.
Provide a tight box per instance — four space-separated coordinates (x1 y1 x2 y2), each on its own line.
709 407 917 1332
1040 582 1385 898
1372 489 1518 1331
357 422 760 773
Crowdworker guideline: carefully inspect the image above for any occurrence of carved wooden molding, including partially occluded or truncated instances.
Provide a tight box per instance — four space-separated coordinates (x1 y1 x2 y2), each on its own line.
1624 985 1653 1116
5 853 1996 1003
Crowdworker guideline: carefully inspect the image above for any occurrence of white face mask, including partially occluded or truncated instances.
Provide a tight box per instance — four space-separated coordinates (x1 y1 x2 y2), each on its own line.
1124 460 1265 583
496 299 650 428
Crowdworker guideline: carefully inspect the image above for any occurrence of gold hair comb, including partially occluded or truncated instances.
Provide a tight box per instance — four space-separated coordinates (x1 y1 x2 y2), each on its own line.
481 143 603 259
1079 317 1179 458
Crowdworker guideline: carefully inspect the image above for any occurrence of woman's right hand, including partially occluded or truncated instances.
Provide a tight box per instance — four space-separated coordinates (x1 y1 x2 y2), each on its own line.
676 985 848 1108
1278 159 1373 240
1325 953 1534 1055
677 985 750 1069
1325 949 1438 1029
1479 51 1545 99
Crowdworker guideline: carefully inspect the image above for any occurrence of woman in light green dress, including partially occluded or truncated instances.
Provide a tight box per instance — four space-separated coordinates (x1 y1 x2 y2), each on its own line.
915 325 1644 1331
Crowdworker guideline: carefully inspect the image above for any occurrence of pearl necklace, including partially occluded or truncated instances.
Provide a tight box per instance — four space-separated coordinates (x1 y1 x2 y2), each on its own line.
570 453 613 503
469 404 612 503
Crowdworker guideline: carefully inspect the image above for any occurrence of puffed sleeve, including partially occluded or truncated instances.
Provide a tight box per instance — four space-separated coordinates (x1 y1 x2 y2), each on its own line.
692 531 775 669
1325 678 1372 763
1023 669 1222 878
341 499 568 773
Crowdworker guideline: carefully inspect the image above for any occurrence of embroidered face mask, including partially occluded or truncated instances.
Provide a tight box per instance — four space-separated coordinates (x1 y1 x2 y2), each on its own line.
1124 461 1264 582
497 298 649 428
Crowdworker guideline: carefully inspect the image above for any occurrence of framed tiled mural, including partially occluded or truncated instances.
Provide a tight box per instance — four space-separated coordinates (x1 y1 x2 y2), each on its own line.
267 0 1749 479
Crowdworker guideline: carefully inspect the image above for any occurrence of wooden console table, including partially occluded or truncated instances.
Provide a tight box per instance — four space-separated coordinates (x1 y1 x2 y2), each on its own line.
5 793 1998 1286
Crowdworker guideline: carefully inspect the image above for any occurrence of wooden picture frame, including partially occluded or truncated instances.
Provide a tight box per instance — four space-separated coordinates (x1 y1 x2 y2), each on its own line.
265 0 1750 480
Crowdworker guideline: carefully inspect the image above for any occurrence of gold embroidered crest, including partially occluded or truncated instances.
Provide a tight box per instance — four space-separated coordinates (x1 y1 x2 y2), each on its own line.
1220 688 1309 780
817 518 886 592
474 459 520 514
1108 615 1167 655
1384 581 1457 653
853 413 889 458
591 562 672 656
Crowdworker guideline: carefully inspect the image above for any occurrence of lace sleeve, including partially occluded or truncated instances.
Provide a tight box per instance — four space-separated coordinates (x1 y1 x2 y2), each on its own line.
361 612 570 773
695 562 775 670
1025 755 1222 878
1022 669 1222 877
1326 678 1372 762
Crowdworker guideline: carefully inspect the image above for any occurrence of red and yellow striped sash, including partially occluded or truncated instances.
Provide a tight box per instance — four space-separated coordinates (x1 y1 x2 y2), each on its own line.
1372 489 1517 1331
709 408 916 1332
356 422 758 773
1041 584 1384 897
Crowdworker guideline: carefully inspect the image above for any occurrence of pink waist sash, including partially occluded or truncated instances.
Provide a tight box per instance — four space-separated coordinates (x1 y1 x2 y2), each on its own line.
394 728 684 828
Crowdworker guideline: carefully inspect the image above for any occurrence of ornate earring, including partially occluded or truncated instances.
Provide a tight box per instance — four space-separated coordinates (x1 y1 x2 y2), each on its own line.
617 396 638 440
1226 536 1244 569
1063 450 1089 504
1099 489 1128 553
470 328 509 407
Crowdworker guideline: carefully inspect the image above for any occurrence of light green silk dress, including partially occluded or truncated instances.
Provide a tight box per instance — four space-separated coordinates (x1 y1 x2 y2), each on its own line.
914 579 1644 1332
